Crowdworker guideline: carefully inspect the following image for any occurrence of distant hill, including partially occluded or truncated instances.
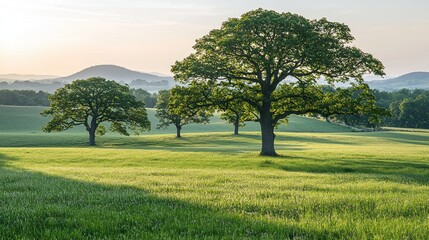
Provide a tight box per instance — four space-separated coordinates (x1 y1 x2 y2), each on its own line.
368 72 429 91
0 65 174 93
51 65 174 86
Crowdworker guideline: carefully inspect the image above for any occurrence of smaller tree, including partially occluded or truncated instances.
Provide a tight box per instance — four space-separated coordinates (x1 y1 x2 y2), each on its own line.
156 89 211 138
220 109 245 135
398 94 429 128
41 77 151 145
218 100 250 135
166 82 257 136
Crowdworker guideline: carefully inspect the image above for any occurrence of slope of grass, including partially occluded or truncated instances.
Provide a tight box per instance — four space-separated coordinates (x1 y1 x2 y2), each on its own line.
1 132 429 239
0 105 53 133
0 105 350 134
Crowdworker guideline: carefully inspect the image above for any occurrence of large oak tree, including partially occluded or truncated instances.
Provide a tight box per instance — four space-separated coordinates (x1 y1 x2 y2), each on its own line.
41 77 151 145
171 9 385 156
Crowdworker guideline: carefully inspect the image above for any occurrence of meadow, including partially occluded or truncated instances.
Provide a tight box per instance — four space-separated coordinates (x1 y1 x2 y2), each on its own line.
1 105 429 239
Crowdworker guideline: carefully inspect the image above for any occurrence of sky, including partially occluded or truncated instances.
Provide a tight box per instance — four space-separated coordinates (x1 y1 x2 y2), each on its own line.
0 0 428 77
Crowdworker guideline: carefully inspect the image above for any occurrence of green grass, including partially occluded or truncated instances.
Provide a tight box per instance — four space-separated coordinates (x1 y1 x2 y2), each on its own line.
1 131 429 239
1 106 429 239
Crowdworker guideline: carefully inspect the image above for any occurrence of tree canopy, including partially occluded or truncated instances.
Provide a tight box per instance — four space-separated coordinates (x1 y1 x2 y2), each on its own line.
171 9 385 156
41 77 151 145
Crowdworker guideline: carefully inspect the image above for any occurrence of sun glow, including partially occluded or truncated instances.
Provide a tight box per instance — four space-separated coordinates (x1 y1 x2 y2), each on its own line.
0 2 53 53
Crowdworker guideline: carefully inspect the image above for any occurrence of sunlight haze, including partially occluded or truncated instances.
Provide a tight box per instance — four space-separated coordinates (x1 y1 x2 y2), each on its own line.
1 0 428 77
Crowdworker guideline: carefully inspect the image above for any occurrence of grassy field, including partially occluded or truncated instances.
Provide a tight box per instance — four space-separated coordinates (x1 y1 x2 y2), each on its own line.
1 106 429 239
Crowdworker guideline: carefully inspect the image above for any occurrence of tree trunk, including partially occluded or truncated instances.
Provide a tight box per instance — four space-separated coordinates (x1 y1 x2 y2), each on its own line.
89 130 96 146
176 125 182 138
259 109 277 156
234 120 239 135
88 116 97 146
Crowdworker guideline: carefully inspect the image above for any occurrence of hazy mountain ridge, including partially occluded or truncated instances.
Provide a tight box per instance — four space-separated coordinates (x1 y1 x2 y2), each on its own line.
0 65 174 93
2 68 429 93
368 72 429 91
0 74 59 82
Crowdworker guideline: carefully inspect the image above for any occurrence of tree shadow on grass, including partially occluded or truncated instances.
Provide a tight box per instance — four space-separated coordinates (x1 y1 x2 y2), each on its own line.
104 133 310 153
261 155 429 185
0 154 328 239
237 133 358 146
6 131 426 152
0 133 307 153
0 153 18 166
370 132 429 146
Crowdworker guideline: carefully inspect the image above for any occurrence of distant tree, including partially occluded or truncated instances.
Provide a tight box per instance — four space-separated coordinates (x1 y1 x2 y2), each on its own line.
41 77 151 145
376 89 429 128
172 9 385 155
214 86 257 135
156 89 211 138
131 88 158 108
388 100 402 126
398 94 429 128
219 101 248 135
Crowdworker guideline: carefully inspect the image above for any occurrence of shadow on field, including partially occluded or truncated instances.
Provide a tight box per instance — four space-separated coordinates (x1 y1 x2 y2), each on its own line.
262 156 429 185
0 153 19 166
371 132 429 146
0 133 306 152
0 153 324 239
0 132 357 152
272 134 356 146
109 133 306 152
4 131 429 150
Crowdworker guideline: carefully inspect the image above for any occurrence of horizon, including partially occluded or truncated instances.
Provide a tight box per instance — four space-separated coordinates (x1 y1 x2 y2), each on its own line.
1 0 428 77
2 64 429 82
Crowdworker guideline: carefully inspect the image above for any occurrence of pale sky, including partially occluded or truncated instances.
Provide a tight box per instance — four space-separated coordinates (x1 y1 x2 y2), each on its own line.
0 0 428 77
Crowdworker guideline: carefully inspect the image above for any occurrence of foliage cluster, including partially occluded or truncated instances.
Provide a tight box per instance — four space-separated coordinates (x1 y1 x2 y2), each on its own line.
0 89 50 106
331 88 429 129
131 88 158 108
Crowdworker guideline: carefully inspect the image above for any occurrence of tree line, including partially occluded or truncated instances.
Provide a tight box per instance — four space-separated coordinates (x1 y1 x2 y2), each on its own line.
0 90 50 106
0 88 158 108
330 88 429 129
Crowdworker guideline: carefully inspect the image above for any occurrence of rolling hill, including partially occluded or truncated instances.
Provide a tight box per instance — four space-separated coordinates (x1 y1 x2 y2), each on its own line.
368 72 429 91
0 105 351 135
